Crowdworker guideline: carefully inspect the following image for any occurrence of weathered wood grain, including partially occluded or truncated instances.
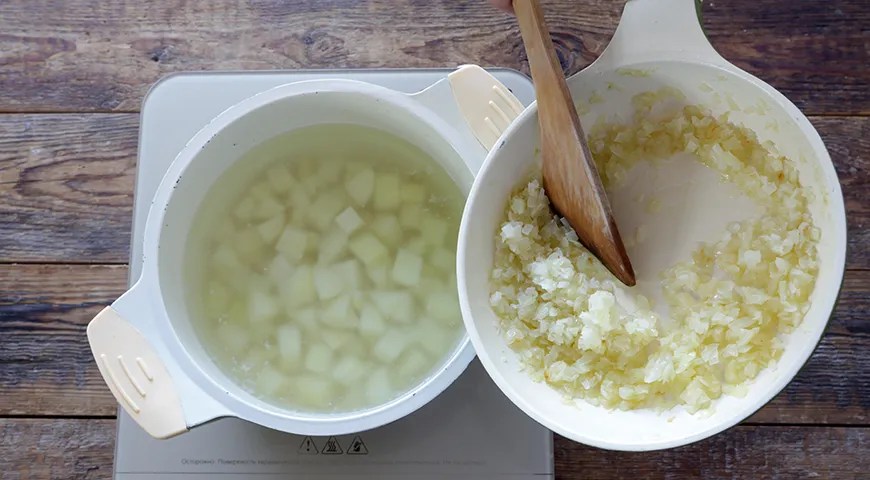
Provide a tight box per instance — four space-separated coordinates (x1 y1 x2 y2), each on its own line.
0 0 866 114
1 115 867 265
0 419 115 480
0 263 868 423
2 419 869 479
554 427 870 479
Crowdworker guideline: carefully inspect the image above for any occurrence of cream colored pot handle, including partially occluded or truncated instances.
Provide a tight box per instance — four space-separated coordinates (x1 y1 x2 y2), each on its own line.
448 64 526 151
87 306 187 439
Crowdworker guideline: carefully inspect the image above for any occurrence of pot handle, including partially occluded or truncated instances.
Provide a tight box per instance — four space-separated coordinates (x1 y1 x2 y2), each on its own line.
87 301 187 439
447 64 525 152
592 0 729 70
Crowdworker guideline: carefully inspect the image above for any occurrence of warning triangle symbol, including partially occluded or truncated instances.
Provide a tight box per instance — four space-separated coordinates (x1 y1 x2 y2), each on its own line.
297 436 318 455
347 435 369 455
321 436 343 455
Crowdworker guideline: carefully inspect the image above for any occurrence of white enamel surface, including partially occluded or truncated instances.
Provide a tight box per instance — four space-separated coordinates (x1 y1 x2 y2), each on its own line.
115 78 485 436
457 0 847 451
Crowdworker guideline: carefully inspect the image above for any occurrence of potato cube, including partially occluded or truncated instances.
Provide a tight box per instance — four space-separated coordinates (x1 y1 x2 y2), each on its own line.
254 195 285 221
398 350 430 380
366 368 393 405
288 188 311 210
430 247 456 274
371 291 414 323
346 168 375 207
213 218 236 241
317 229 349 264
400 182 427 203
292 307 319 334
315 161 344 187
275 226 308 263
427 291 461 326
305 342 333 374
266 164 296 193
321 295 358 329
257 215 285 245
307 190 347 231
367 264 389 287
399 203 423 229
358 304 386 340
332 355 367 387
234 228 267 265
335 206 364 234
321 329 354 350
255 365 287 395
295 375 334 407
420 215 449 247
371 214 403 247
373 173 401 211
212 244 244 273
373 328 408 364
266 254 294 285
391 249 423 287
248 288 279 324
349 232 389 266
233 195 256 222
314 265 344 301
216 323 249 354
278 264 316 309
277 324 303 366
333 259 362 292
415 319 455 357
405 236 427 256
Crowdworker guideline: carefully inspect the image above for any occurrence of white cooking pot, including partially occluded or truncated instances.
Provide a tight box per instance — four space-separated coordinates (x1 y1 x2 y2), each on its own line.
457 0 847 451
87 66 526 439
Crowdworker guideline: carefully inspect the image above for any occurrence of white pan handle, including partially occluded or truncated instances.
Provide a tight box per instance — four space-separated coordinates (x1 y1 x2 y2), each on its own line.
447 65 526 152
87 303 188 439
592 0 730 70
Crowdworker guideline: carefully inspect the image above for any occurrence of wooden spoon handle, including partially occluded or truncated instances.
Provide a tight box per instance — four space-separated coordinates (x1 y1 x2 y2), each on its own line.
514 0 636 286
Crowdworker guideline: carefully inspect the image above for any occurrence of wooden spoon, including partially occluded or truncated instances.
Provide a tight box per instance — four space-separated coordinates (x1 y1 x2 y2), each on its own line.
513 0 636 286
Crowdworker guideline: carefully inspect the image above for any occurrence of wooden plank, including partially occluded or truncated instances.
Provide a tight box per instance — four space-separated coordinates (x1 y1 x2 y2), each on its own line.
554 427 870 479
0 263 868 423
1 419 868 479
2 115 868 265
0 0 866 114
0 419 115 480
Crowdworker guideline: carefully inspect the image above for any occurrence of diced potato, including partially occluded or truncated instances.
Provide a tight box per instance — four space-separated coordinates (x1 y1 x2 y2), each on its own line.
240 347 270 369
305 231 321 254
307 190 347 231
223 302 247 324
365 368 393 405
213 218 236 241
253 195 286 221
351 291 367 311
204 281 231 319
314 265 345 301
349 232 389 266
371 291 414 323
366 264 390 288
266 254 294 285
257 215 285 245
342 339 368 359
248 272 271 294
233 195 256 222
321 295 358 329
266 164 296 193
427 291 461 326
430 247 456 275
292 307 319 334
315 161 344 187
373 328 408 363
250 180 275 201
415 319 455 357
255 365 287 396
405 236 427 256
322 329 354 350
371 214 403 248
317 228 349 264
234 228 267 265
248 319 274 344
391 249 423 287
373 172 401 211
216 323 249 354
275 226 308 263
397 350 430 381
277 324 303 366
420 215 448 247
335 206 364 234
305 342 334 374
344 161 365 181
332 355 367 387
278 264 316 309
400 182 427 203
248 287 279 324
288 188 311 210
333 259 362 292
212 244 244 272
346 168 375 207
398 203 423 229
220 267 252 295
359 304 386 340
295 375 334 407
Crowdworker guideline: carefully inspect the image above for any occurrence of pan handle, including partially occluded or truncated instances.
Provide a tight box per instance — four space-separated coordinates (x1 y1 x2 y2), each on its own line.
591 0 730 71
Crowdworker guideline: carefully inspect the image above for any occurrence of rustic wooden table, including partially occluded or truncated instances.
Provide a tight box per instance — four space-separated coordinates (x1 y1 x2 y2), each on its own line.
1 0 867 478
